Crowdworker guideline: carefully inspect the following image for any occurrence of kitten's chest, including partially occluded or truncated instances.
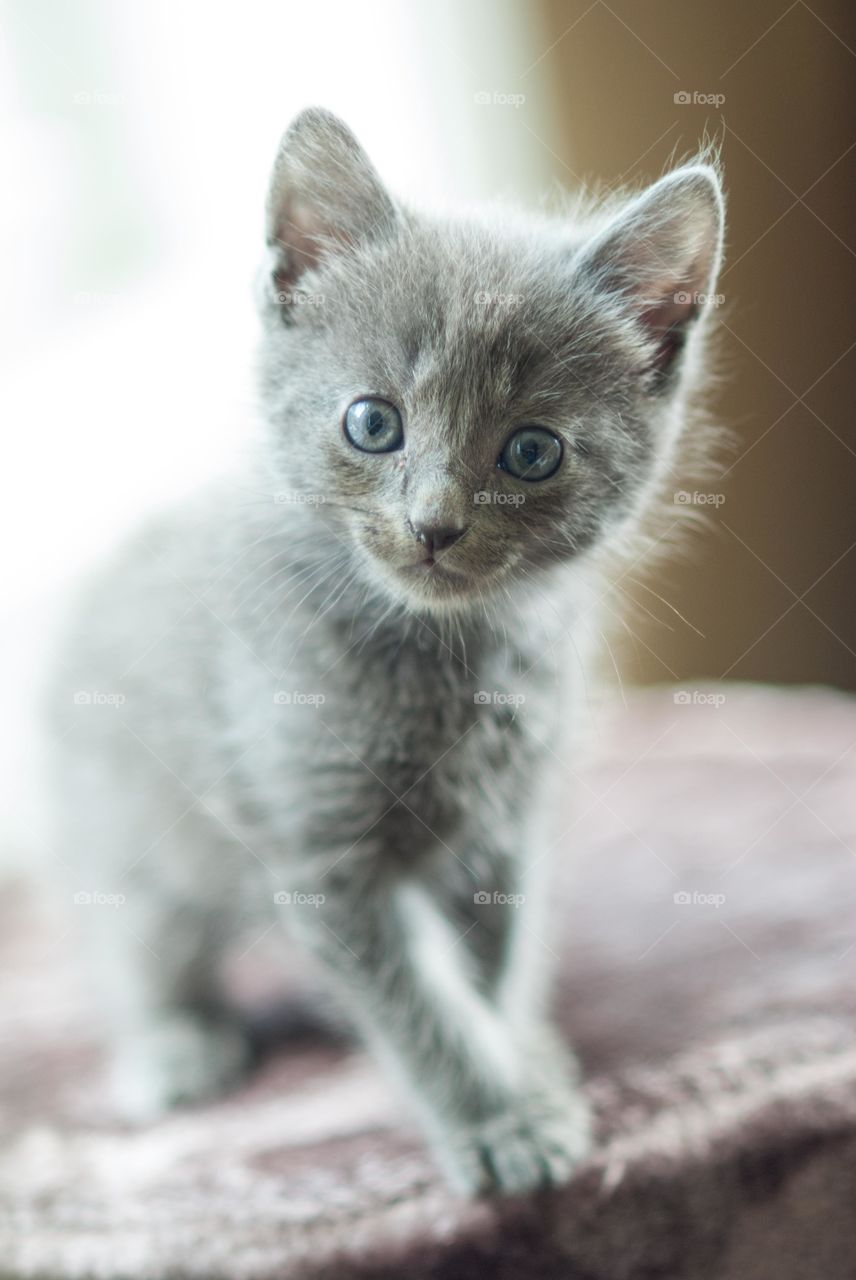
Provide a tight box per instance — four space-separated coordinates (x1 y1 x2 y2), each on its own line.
221 616 566 858
335 629 550 754
303 635 560 846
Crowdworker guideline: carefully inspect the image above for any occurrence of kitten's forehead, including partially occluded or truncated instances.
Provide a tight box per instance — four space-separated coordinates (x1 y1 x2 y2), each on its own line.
322 219 594 441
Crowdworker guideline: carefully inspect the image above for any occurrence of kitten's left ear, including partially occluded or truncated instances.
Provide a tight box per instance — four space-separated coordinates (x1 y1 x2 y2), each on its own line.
264 107 398 309
574 165 724 385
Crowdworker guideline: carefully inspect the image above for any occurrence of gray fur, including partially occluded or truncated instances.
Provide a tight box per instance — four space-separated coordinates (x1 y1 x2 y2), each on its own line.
50 108 724 1195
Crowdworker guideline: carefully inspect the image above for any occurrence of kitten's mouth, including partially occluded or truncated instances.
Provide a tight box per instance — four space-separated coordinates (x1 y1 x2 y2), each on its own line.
363 548 514 613
360 535 499 609
401 557 465 581
371 553 474 606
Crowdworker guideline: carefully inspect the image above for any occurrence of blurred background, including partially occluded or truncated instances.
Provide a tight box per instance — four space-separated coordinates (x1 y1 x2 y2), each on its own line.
2 0 854 859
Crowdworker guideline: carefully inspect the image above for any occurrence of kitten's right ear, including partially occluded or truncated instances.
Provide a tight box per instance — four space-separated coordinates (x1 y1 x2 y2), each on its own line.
572 164 725 387
263 108 398 310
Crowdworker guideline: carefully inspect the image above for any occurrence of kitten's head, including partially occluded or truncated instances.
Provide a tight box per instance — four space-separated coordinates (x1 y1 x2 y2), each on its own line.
257 108 724 615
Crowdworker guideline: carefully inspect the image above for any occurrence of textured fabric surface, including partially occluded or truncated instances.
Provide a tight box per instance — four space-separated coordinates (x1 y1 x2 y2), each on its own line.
2 683 855 1279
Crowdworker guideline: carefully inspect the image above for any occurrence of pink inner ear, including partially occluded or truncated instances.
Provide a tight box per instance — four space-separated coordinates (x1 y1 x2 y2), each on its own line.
639 280 702 375
271 199 336 297
266 125 395 303
584 169 723 382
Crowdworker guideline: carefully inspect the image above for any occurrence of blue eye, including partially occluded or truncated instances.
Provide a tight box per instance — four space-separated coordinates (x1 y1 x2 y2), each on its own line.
344 398 404 453
499 427 563 481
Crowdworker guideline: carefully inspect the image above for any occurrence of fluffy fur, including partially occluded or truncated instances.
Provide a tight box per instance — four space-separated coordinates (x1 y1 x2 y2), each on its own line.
50 108 724 1195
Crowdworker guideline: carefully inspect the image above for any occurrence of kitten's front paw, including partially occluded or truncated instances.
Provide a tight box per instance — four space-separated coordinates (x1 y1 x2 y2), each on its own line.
444 1089 592 1196
111 1012 251 1121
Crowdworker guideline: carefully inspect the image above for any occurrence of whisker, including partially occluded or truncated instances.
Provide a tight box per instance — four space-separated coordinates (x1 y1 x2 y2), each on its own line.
625 575 706 638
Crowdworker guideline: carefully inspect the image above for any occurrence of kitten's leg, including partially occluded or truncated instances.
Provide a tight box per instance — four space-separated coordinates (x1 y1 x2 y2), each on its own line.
289 864 590 1195
443 850 520 1000
101 899 252 1119
435 851 592 1172
433 845 568 1032
66 792 254 1120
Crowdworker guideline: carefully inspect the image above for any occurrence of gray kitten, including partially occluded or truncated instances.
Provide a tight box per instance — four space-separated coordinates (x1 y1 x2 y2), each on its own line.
51 109 724 1195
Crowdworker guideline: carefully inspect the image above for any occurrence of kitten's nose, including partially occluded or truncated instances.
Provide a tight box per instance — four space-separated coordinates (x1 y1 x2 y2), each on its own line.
409 522 466 557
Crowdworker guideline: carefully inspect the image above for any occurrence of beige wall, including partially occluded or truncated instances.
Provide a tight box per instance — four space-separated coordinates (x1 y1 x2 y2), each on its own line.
530 0 856 689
